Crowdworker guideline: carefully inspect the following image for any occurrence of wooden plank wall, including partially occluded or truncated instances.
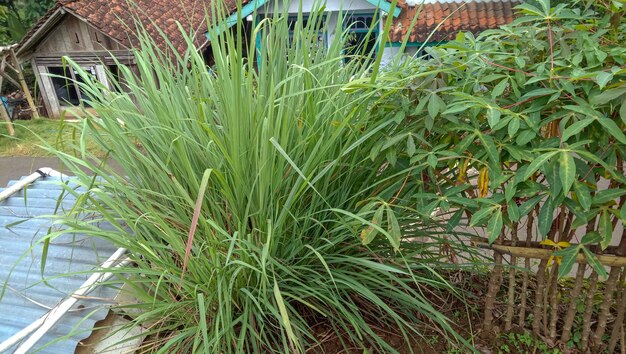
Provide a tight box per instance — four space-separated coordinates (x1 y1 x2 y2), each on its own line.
35 15 124 54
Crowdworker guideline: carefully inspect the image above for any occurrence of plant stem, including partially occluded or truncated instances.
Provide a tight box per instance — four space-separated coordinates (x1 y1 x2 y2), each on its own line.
561 263 586 343
548 261 559 340
581 272 599 351
592 266 621 349
504 224 518 331
608 267 626 353
518 210 534 328
532 258 548 336
483 240 504 333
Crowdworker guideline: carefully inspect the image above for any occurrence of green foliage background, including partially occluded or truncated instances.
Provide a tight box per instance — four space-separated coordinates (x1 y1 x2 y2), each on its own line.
0 0 54 45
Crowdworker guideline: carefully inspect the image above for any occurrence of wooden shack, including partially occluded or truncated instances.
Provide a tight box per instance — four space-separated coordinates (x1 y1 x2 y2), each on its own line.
15 0 233 118
16 8 132 117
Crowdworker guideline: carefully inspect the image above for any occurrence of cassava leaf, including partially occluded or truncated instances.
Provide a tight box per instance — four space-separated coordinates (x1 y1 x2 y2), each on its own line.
598 210 613 250
538 197 554 236
486 209 503 244
582 247 608 277
523 151 559 180
559 152 576 195
561 118 593 142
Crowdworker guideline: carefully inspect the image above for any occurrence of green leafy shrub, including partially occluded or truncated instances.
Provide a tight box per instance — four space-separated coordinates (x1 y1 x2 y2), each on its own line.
366 0 626 276
46 7 468 354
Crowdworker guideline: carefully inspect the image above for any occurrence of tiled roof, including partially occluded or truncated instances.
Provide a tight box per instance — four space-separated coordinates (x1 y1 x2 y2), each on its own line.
389 0 520 43
0 176 119 353
19 0 246 57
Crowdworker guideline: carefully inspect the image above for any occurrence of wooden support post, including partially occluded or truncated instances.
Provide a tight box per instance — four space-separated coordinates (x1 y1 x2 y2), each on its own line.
9 49 39 119
0 102 15 136
0 56 5 88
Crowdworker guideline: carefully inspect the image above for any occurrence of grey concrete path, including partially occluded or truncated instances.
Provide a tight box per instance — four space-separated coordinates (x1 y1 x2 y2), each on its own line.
0 157 122 186
0 157 65 186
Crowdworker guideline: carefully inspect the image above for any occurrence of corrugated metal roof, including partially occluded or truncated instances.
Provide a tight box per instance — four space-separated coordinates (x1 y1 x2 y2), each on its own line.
0 175 120 353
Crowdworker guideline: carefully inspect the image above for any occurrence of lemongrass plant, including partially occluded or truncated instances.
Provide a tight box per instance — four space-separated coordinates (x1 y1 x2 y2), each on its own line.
45 3 472 353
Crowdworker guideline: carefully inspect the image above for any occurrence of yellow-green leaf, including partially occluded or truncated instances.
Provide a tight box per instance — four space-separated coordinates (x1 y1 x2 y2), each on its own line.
386 207 401 251
273 281 298 350
559 152 576 195
538 197 554 236
598 210 613 250
573 181 592 211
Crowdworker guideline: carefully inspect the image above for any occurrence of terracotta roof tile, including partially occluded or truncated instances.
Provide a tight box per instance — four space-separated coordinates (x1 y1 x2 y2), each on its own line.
389 0 521 43
19 0 246 56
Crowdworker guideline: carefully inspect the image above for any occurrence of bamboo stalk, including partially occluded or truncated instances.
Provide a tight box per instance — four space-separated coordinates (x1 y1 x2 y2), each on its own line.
608 267 626 353
581 272 599 352
592 266 621 349
561 263 586 343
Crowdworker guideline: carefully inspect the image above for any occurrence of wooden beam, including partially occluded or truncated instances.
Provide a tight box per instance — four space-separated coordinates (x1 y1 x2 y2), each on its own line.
0 102 15 136
476 242 626 267
3 61 18 75
9 49 39 119
0 56 20 89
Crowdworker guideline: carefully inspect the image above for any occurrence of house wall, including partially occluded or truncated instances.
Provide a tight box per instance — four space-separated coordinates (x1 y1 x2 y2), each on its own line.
258 0 378 14
257 0 402 66
29 14 133 118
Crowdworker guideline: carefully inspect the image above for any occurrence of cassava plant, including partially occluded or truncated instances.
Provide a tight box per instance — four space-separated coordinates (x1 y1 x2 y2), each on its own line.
41 3 473 353
355 0 626 350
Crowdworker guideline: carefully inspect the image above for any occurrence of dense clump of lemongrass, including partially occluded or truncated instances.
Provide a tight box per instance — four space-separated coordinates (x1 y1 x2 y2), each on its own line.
47 5 469 353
